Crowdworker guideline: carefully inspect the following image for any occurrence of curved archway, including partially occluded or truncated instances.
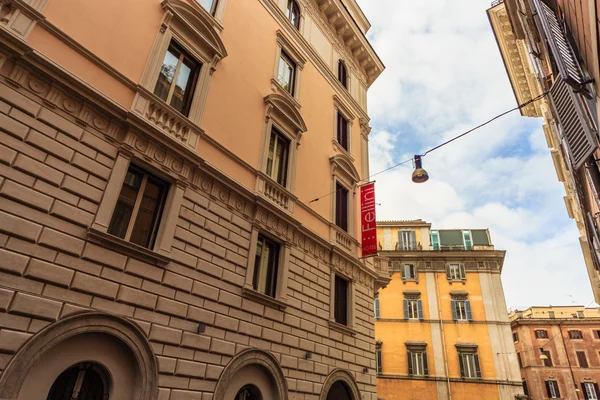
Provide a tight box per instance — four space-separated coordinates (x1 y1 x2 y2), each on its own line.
320 369 361 400
0 311 158 400
213 349 288 400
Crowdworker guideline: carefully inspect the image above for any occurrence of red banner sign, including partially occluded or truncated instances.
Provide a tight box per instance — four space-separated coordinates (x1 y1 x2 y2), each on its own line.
360 182 377 257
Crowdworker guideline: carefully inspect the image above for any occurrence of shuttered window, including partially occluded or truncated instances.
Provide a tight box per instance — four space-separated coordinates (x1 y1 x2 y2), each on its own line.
541 349 553 367
517 351 523 368
335 183 349 232
535 329 548 339
451 299 472 321
447 264 466 281
407 351 429 376
570 330 583 339
546 380 560 398
398 230 417 250
376 349 383 374
582 382 600 400
577 351 589 368
334 275 348 325
404 299 424 320
374 297 380 319
458 353 482 379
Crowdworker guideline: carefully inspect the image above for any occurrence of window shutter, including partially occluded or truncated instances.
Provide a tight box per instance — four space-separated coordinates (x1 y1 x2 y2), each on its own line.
407 351 413 375
374 298 380 319
593 383 599 398
398 231 405 249
582 383 589 400
549 74 597 169
458 353 465 378
545 381 552 397
423 352 429 376
400 265 405 279
474 354 482 378
451 300 458 321
417 300 424 320
555 381 561 398
409 231 417 250
403 299 409 320
446 265 451 280
459 264 466 280
529 0 584 88
465 301 473 321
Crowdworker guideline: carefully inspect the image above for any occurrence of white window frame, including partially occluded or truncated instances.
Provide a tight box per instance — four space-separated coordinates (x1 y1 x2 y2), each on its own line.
448 264 466 281
409 351 427 376
404 263 416 280
407 299 419 320
399 230 416 250
374 297 380 319
548 380 560 398
462 230 472 250
583 383 598 400
333 95 355 158
375 348 382 374
272 31 305 105
455 300 468 321
461 353 478 378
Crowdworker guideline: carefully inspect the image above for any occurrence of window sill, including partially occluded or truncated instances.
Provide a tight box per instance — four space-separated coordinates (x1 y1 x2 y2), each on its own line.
242 287 287 311
332 139 354 161
448 280 466 285
329 320 357 336
270 78 301 109
402 279 419 284
87 227 171 267
452 320 473 323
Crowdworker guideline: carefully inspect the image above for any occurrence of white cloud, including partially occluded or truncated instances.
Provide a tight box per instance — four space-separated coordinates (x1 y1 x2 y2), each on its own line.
359 0 594 308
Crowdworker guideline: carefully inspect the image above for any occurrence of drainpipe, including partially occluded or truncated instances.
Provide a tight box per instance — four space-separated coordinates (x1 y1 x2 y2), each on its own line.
434 271 452 399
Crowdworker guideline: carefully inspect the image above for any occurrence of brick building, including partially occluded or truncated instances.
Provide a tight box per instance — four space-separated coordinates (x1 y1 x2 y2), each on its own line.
510 306 600 399
0 0 388 399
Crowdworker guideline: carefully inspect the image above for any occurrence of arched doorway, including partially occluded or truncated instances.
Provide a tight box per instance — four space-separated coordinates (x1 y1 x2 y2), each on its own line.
326 381 353 400
320 369 360 400
47 362 110 400
0 312 158 400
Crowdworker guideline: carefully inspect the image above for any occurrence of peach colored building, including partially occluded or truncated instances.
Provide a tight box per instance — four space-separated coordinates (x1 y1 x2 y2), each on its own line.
510 306 600 400
375 221 523 400
0 0 388 399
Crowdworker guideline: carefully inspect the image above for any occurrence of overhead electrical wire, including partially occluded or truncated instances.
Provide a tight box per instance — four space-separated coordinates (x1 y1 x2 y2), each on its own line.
307 92 549 205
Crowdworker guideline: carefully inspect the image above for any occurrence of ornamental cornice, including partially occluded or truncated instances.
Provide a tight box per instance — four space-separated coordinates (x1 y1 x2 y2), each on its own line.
488 3 541 117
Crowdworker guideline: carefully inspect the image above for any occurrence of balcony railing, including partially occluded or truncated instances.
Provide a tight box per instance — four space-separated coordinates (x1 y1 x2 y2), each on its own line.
382 243 494 252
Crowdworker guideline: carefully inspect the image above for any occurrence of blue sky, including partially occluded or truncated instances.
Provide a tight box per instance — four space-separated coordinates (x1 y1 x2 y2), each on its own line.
356 0 594 309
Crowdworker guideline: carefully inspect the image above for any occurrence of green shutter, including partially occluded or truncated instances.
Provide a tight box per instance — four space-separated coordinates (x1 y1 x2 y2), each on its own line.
407 351 413 375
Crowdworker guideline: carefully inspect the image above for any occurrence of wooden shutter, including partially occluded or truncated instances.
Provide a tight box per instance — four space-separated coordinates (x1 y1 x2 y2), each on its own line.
459 264 466 280
403 299 409 320
458 354 465 378
446 265 451 280
398 231 405 250
417 300 424 320
334 276 348 325
423 352 429 376
407 351 413 375
409 231 417 250
376 350 382 374
465 301 473 321
474 354 482 378
594 383 600 398
451 300 458 320
555 381 561 398
400 264 406 279
577 351 589 368
549 75 597 168
546 381 552 398
529 0 584 87
374 298 380 319
582 382 589 400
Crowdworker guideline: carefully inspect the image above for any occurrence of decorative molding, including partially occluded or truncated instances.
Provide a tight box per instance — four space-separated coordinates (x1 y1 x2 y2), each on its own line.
376 373 524 386
328 320 357 336
330 153 360 184
256 172 298 214
331 249 375 288
264 92 307 134
242 287 288 311
213 349 288 400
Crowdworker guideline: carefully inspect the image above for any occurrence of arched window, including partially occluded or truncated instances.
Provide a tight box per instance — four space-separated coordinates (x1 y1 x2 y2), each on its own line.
47 362 110 400
338 60 348 89
235 384 262 400
326 381 353 400
286 0 301 29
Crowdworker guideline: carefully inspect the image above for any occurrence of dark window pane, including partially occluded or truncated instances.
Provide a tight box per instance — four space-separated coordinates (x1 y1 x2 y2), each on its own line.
337 112 348 150
335 183 348 231
108 168 144 239
287 0 301 29
253 235 279 297
47 363 108 400
130 177 167 248
338 60 347 88
266 129 289 186
278 52 295 95
334 275 348 325
154 48 179 102
235 384 261 400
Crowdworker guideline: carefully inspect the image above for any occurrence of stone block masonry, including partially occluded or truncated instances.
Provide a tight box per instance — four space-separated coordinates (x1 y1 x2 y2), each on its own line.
0 69 379 400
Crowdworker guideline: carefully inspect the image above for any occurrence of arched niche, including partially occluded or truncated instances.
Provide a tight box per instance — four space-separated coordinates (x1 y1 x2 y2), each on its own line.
320 369 361 400
213 349 288 400
0 311 158 400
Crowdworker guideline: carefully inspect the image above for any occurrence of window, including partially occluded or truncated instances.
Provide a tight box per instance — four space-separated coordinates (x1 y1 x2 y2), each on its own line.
523 379 529 397
47 363 109 400
546 380 560 398
431 231 440 250
540 349 553 367
374 297 380 319
265 128 290 186
253 234 280 298
404 298 423 320
408 351 429 376
570 330 583 339
335 183 349 232
338 60 348 89
235 384 261 400
375 348 382 374
458 352 482 379
451 299 472 321
513 332 519 342
577 351 589 368
517 351 523 368
595 330 600 339
154 42 201 116
549 311 555 318
398 230 416 250
578 310 585 318
583 382 599 400
402 264 416 280
286 0 300 29
463 230 472 250
108 165 168 249
337 112 349 151
535 329 549 339
199 0 219 15
334 275 349 325
447 264 466 281
277 51 296 95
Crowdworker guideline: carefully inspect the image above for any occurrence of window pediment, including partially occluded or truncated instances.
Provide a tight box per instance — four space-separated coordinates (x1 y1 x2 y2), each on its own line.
264 93 307 135
330 154 360 184
162 0 227 59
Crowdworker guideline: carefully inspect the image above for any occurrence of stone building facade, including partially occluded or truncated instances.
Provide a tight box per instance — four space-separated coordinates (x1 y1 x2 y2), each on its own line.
375 221 523 400
0 0 388 399
510 306 600 400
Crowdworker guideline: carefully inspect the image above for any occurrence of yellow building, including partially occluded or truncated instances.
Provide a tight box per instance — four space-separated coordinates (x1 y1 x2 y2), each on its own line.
375 221 524 400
